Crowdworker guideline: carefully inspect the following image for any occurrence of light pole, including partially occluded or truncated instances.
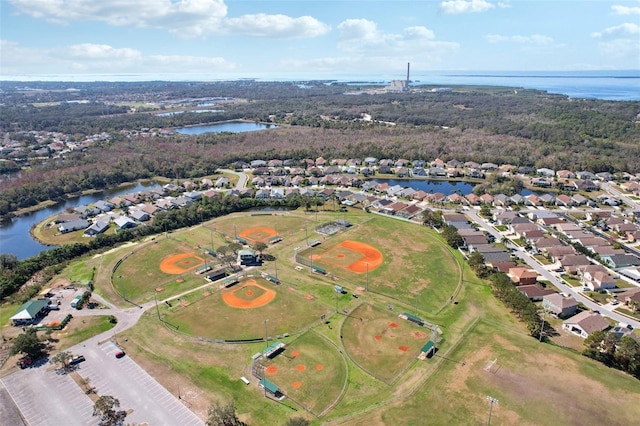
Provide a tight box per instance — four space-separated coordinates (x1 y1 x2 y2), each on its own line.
415 292 420 316
274 258 278 280
264 319 269 350
486 395 498 426
154 292 160 321
365 262 369 292
234 224 237 242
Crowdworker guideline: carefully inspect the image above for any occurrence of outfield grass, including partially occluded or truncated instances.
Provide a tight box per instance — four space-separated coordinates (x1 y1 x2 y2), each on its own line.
163 277 331 340
341 303 428 384
299 215 460 313
261 331 347 415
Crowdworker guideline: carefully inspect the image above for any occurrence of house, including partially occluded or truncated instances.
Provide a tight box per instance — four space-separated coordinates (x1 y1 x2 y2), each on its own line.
58 219 90 234
114 217 137 230
558 254 591 274
83 221 109 237
508 267 539 285
10 300 50 325
129 210 150 222
563 311 610 338
601 254 640 269
518 285 555 301
619 288 640 311
583 270 617 291
542 294 578 318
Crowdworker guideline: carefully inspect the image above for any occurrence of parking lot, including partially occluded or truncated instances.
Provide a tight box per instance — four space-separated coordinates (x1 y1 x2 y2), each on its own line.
1 341 203 425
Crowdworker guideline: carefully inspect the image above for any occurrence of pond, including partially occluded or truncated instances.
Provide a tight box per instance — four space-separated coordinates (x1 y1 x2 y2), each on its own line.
174 121 277 135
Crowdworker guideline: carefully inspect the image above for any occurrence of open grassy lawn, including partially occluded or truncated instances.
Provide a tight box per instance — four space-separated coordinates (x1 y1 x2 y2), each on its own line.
341 303 429 384
53 315 117 349
260 331 347 415
163 277 330 340
348 320 640 426
0 302 22 327
299 215 460 313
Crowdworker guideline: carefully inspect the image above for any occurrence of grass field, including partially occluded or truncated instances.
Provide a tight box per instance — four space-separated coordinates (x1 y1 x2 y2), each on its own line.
260 331 347 415
341 303 430 383
53 207 640 425
163 277 331 340
299 215 461 313
346 320 640 426
111 237 220 303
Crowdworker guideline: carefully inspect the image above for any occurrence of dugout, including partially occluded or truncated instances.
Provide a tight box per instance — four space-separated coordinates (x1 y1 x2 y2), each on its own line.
400 312 424 327
259 378 284 399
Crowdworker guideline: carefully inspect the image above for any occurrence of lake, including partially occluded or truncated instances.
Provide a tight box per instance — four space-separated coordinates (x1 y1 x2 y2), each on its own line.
0 182 160 260
175 122 277 135
371 178 546 196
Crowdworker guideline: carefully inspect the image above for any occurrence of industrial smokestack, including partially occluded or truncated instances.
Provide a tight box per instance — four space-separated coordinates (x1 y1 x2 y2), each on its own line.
406 62 410 85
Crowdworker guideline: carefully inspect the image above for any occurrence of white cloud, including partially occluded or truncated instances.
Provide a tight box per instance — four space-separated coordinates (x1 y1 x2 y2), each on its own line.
8 0 329 38
337 19 457 56
592 23 640 38
223 14 329 38
592 23 640 59
0 40 235 75
612 4 640 15
485 34 554 45
439 0 495 14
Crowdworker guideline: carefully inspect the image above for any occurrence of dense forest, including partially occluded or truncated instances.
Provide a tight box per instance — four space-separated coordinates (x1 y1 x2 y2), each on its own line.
1 80 639 217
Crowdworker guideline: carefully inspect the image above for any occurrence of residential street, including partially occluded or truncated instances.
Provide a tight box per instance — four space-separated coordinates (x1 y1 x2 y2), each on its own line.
465 209 640 330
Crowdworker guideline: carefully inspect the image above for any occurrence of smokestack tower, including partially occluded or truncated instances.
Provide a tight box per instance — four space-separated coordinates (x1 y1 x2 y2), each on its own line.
406 62 410 85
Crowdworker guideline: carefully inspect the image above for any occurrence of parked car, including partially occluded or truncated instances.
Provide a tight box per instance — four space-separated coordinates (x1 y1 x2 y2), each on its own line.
115 351 126 359
17 356 32 369
70 355 86 365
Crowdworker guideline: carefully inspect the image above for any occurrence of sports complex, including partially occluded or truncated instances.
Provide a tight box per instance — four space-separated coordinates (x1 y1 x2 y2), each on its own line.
104 209 460 416
23 204 640 425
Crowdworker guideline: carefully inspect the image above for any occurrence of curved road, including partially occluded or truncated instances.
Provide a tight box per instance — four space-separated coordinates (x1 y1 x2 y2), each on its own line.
220 168 248 190
465 209 640 329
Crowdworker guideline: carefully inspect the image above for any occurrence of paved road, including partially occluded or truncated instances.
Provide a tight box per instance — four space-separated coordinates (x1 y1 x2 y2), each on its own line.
465 209 640 329
220 168 248 189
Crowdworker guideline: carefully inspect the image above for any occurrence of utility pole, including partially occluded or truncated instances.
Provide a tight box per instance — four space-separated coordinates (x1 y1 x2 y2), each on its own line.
274 258 278 279
415 292 420 316
486 395 498 426
154 292 160 321
365 262 369 292
264 319 269 351
539 310 546 342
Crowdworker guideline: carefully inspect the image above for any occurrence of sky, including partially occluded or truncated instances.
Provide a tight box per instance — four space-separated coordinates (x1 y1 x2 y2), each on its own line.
1 0 639 81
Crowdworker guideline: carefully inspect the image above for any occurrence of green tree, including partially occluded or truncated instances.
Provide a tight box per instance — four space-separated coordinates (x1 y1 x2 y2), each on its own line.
50 350 73 372
467 252 489 278
253 241 268 256
93 395 125 426
442 225 464 249
206 401 246 426
10 328 45 359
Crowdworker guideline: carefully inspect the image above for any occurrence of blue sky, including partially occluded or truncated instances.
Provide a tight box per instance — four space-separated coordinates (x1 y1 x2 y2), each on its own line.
1 0 639 80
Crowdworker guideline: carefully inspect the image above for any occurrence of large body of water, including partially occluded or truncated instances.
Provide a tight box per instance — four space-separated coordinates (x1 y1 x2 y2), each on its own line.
4 71 637 101
174 122 276 135
0 182 160 260
348 70 639 101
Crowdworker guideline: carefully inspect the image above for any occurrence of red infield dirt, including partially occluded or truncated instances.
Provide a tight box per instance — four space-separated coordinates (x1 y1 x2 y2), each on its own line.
315 364 324 371
291 351 300 357
266 365 278 375
375 335 382 341
389 322 399 328
296 365 306 371
221 279 276 309
292 381 302 388
239 226 277 243
310 240 383 273
159 253 204 274
398 346 409 352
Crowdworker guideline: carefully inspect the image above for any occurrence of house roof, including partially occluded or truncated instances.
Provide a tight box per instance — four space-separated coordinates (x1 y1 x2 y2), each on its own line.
543 293 577 309
10 300 49 320
518 285 555 299
564 311 610 334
